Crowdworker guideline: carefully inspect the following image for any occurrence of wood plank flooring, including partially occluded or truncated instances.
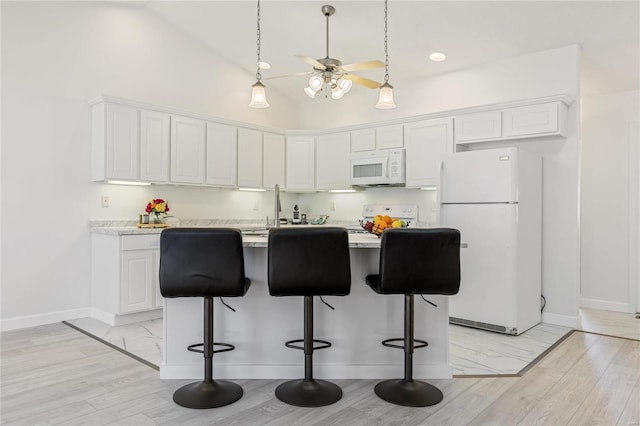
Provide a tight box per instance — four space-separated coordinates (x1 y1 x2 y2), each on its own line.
1 323 639 425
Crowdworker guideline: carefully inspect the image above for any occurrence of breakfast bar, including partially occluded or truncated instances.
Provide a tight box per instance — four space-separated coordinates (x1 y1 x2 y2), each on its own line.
160 232 452 381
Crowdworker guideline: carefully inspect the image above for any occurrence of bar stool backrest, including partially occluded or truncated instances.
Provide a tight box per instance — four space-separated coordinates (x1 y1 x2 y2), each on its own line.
378 228 461 295
268 227 351 296
159 228 249 298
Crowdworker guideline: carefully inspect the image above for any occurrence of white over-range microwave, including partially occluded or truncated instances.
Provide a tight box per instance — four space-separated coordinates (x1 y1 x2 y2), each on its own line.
349 149 405 186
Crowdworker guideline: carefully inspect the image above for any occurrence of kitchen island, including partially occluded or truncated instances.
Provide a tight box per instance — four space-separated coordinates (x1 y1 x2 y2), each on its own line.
161 231 451 381
90 224 452 381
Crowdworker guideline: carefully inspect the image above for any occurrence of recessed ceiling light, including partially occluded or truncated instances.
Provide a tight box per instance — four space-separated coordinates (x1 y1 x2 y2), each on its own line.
429 52 447 62
258 61 271 70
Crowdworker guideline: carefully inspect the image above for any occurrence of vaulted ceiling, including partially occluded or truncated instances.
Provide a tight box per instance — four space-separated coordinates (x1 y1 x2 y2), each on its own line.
146 1 639 103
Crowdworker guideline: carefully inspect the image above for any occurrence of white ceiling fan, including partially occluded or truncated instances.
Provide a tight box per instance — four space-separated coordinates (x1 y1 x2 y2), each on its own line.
265 4 384 99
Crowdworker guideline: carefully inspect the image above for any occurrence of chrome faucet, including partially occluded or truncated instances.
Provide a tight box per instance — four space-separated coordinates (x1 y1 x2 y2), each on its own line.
274 184 281 228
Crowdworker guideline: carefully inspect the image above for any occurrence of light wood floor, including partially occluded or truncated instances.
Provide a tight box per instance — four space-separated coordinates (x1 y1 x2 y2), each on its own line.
1 323 638 425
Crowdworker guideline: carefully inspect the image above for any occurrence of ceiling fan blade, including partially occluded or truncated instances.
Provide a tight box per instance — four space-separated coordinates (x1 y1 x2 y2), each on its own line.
295 54 327 70
344 74 382 89
341 60 385 72
263 72 312 81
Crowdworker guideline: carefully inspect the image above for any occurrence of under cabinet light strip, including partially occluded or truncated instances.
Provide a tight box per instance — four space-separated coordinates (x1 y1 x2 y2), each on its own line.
105 180 151 186
238 187 267 192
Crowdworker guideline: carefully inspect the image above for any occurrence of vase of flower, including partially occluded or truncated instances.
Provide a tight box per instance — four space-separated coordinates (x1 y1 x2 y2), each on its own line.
145 198 170 225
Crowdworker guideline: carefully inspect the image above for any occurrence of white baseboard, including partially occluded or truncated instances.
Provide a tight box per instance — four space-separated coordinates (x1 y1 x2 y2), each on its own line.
542 312 580 329
0 307 92 332
159 363 453 381
90 307 163 326
579 298 630 313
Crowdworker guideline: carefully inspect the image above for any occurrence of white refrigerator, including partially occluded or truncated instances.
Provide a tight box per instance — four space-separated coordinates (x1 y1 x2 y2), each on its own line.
439 147 542 335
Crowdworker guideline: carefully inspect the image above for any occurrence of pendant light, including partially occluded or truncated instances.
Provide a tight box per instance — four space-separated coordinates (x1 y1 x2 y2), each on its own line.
376 0 396 109
249 0 269 108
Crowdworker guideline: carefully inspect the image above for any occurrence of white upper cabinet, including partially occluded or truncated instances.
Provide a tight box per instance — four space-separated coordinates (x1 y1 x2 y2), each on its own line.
237 128 263 188
170 115 206 184
263 132 286 189
350 128 376 152
502 102 563 138
286 136 315 191
404 117 454 188
92 102 139 181
140 110 170 183
454 111 502 143
206 122 237 187
376 124 404 149
316 132 351 190
454 100 568 145
350 125 403 152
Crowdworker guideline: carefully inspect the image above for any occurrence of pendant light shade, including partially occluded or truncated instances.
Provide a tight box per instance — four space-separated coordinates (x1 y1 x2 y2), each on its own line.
249 0 269 108
249 81 269 108
375 82 396 109
376 0 396 109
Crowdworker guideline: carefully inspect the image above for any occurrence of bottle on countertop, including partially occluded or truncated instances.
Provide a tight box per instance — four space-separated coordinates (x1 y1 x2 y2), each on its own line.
292 204 301 224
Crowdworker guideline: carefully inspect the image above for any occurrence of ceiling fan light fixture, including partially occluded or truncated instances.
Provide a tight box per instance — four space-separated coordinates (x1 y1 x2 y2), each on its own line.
338 78 353 93
309 75 324 90
249 81 270 108
304 86 319 99
375 82 396 109
331 86 345 100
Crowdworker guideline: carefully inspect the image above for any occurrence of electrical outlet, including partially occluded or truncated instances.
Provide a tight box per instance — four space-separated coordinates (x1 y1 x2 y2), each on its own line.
330 200 337 211
101 196 110 208
253 200 260 211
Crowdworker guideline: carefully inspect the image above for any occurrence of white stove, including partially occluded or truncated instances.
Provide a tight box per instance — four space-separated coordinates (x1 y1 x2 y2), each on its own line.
362 204 418 227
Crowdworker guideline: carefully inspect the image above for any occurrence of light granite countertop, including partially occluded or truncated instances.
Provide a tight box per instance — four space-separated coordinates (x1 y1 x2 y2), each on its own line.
90 219 382 248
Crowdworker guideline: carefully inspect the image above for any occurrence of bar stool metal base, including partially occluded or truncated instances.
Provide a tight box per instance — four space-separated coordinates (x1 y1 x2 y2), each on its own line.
275 378 342 407
173 380 243 409
374 378 443 407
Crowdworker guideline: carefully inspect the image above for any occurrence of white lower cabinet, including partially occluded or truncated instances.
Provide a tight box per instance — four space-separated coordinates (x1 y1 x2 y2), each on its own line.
404 118 454 188
91 233 162 325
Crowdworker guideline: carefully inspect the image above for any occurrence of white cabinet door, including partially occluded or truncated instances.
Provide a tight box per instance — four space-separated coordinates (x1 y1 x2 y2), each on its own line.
286 136 315 191
140 110 170 183
404 118 454 188
120 250 155 313
350 128 375 152
316 132 350 190
502 102 559 138
263 132 285 188
104 103 138 180
376 124 404 149
454 111 502 143
206 122 237 187
170 115 206 184
237 128 263 188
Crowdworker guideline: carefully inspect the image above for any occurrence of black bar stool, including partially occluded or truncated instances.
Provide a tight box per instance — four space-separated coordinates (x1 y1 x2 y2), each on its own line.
267 227 351 407
366 228 460 407
159 228 251 409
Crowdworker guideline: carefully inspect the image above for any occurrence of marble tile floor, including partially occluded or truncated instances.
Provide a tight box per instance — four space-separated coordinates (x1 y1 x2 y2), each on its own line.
65 317 576 376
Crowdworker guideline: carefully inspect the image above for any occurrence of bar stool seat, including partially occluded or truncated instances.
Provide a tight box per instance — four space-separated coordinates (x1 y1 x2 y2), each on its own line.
366 228 460 407
267 227 351 407
159 228 250 409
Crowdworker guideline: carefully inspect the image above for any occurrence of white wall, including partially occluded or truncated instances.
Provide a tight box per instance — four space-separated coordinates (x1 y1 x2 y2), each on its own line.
580 89 640 312
299 46 583 327
0 2 299 326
